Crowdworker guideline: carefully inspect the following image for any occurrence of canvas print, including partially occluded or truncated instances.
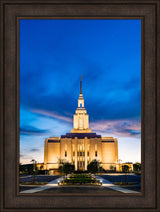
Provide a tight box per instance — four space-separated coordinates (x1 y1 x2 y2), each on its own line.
19 19 141 194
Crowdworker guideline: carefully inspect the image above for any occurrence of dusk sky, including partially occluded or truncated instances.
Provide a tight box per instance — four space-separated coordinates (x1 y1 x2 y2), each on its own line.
20 19 141 164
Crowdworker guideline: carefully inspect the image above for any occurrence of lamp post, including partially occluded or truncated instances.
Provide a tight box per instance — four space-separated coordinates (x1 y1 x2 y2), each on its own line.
31 159 37 184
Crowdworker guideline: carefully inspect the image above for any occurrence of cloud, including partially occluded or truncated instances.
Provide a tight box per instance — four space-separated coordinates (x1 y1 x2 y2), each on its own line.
19 19 141 124
30 109 72 123
90 119 141 138
20 126 49 136
19 62 141 122
30 148 40 152
124 129 141 136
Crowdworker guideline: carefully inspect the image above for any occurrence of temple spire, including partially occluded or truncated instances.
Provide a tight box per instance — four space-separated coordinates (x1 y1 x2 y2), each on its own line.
71 76 91 133
80 75 82 94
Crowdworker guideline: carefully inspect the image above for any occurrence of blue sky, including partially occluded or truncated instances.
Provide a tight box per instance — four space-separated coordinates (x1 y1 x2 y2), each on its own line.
20 19 141 164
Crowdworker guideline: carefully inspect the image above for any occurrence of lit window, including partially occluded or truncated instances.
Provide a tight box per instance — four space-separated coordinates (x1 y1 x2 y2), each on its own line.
72 144 75 157
87 145 90 156
65 144 67 157
95 144 97 157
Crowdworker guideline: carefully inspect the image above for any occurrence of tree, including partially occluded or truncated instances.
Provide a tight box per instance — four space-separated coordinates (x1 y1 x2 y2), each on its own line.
31 159 38 184
58 160 74 183
19 163 25 174
40 165 44 170
87 159 101 175
122 165 129 184
122 165 129 173
133 163 141 173
63 163 75 176
110 165 115 171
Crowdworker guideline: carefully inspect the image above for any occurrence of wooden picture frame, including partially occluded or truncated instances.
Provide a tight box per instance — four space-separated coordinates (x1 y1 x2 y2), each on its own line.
0 0 159 211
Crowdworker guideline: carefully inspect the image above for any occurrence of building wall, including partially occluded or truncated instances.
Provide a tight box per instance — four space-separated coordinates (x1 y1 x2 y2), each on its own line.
102 138 118 170
60 138 72 163
89 138 102 162
44 139 48 170
44 137 118 171
44 139 60 170
84 114 89 129
73 115 78 129
73 113 89 130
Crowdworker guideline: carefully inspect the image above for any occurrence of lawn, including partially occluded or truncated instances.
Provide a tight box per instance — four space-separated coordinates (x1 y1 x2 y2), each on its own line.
59 174 101 185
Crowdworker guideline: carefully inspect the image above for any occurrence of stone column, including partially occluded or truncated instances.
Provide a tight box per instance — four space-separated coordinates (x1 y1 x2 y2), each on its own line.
84 137 88 170
44 139 48 170
75 137 77 171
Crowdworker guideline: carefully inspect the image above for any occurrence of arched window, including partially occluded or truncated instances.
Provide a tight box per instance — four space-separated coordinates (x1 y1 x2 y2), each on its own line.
65 144 67 157
95 144 97 157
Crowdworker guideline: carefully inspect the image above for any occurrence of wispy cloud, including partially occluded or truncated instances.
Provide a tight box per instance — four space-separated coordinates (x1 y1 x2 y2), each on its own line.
20 126 49 136
30 148 40 152
31 109 72 123
90 119 141 138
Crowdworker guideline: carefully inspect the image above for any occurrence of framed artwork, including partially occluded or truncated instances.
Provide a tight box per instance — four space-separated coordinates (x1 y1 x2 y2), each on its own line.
0 0 159 211
19 18 141 195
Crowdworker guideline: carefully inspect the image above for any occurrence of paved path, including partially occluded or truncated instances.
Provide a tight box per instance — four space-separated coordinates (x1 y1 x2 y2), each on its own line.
20 176 63 193
20 175 140 194
20 175 32 179
97 176 139 193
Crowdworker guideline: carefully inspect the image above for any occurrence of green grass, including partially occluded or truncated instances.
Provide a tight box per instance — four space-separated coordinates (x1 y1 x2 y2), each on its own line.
70 174 91 178
65 178 96 184
61 174 100 185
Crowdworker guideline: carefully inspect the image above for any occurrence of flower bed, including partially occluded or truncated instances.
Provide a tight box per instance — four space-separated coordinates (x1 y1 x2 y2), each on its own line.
59 174 102 185
21 181 48 185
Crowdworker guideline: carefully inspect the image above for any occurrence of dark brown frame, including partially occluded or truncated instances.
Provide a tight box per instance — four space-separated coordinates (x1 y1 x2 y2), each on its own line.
0 0 159 211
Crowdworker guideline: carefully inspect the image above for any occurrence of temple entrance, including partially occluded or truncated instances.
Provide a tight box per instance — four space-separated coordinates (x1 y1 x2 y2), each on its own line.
77 161 85 171
77 143 85 171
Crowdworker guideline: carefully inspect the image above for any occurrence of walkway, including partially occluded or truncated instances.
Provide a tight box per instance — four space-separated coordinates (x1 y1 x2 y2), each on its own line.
20 175 32 179
20 176 63 193
20 175 140 194
97 176 139 193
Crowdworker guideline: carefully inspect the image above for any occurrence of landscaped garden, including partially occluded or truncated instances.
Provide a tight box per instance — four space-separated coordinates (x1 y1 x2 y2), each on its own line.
58 174 102 185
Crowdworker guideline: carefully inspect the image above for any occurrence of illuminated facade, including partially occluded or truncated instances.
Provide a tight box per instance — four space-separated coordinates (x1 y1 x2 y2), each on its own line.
44 77 118 172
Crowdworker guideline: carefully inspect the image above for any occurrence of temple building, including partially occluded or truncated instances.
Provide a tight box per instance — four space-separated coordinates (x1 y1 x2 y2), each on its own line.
44 77 118 172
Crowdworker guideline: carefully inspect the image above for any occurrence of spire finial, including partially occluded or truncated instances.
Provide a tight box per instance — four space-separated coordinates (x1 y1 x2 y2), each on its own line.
80 75 82 94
